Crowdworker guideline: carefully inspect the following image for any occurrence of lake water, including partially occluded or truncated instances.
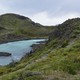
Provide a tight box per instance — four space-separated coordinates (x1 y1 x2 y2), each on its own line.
0 39 46 65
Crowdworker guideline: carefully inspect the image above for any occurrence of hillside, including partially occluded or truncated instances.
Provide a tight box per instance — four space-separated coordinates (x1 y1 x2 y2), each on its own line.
0 18 80 80
0 13 54 43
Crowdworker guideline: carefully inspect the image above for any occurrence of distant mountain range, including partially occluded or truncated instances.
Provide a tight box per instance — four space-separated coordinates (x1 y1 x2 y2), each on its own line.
0 13 54 43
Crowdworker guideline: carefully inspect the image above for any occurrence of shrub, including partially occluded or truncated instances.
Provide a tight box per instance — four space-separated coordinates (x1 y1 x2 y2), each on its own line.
61 40 69 47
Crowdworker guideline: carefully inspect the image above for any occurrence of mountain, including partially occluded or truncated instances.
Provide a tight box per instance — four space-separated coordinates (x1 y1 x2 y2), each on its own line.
0 18 80 80
0 13 54 43
50 18 80 40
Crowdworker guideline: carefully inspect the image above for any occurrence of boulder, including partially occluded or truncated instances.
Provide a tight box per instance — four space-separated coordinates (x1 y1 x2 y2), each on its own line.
0 52 11 56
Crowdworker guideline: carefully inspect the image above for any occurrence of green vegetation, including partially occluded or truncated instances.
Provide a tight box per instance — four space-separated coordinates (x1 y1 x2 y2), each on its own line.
0 13 54 43
0 18 80 80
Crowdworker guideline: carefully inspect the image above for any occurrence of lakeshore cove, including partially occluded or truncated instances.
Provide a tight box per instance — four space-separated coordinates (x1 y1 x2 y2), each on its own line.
0 39 46 65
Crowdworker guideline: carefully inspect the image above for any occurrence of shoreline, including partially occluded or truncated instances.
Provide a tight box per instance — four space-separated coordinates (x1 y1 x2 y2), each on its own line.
0 52 11 57
0 37 48 44
0 38 47 66
21 40 46 60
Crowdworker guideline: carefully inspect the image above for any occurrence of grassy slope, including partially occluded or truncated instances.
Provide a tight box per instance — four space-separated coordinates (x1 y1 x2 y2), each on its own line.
0 13 54 43
0 18 80 80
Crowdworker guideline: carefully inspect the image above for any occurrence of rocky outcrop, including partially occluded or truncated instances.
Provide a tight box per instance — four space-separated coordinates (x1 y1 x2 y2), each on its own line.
0 52 11 56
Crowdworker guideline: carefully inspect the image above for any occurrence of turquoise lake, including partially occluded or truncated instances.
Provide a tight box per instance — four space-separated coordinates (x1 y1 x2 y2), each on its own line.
0 39 46 65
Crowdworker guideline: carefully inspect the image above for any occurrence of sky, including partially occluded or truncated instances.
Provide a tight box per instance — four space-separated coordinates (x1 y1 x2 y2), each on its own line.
0 0 80 25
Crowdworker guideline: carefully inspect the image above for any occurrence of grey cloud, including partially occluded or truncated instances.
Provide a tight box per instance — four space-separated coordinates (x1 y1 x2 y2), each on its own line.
0 0 80 25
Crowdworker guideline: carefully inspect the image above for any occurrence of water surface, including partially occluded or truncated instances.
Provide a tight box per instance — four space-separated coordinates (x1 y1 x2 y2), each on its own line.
0 39 46 65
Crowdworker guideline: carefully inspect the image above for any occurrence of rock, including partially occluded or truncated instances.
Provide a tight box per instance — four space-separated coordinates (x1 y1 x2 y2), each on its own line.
23 71 42 77
31 43 44 52
0 52 11 56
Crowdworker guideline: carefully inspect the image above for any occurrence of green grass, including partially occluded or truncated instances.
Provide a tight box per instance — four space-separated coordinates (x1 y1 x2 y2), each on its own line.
0 18 80 80
0 13 54 42
0 38 80 80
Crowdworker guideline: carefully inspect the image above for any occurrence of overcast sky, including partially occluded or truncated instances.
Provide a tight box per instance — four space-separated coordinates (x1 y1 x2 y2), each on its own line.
0 0 80 25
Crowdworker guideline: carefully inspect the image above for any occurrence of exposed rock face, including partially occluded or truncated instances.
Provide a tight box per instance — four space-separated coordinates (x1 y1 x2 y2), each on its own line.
0 52 11 56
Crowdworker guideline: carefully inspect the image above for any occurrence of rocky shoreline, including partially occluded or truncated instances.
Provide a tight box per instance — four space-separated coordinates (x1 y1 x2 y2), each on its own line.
0 38 47 44
31 41 46 51
0 52 11 57
21 40 46 60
